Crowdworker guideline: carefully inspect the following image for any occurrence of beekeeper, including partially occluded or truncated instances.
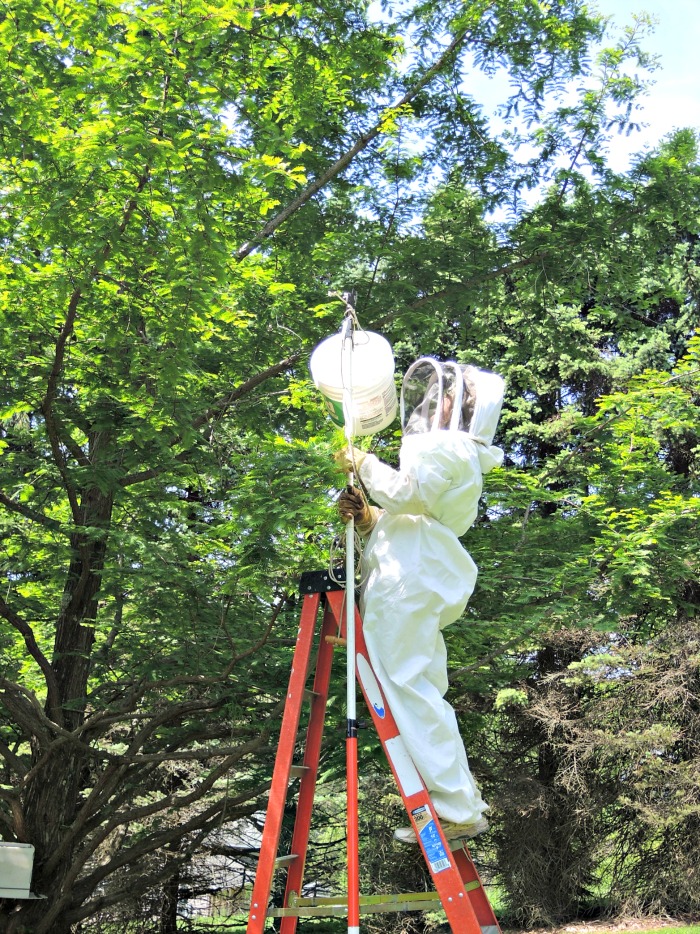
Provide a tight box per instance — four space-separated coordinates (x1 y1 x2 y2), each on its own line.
335 358 504 844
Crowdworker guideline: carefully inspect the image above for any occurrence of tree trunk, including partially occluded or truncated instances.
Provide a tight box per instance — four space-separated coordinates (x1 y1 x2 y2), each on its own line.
15 476 115 933
53 484 114 731
159 865 181 934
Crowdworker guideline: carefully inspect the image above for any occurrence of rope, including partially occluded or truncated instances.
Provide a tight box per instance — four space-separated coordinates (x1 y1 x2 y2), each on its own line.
328 526 369 588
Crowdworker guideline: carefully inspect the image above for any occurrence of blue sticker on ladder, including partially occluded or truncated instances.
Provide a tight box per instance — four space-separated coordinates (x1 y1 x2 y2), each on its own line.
412 806 452 873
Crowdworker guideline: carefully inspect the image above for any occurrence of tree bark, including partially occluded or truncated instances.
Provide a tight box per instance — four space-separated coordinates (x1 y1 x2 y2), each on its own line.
159 861 181 934
18 434 116 930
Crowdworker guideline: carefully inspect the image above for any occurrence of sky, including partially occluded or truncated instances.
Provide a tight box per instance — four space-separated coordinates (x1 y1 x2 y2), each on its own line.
452 0 700 174
589 0 700 170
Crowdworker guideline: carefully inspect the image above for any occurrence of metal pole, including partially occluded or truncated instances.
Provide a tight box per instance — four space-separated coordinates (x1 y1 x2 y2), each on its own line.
341 313 360 934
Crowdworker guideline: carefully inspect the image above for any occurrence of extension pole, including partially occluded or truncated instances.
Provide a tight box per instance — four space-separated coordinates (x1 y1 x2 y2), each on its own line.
341 313 361 934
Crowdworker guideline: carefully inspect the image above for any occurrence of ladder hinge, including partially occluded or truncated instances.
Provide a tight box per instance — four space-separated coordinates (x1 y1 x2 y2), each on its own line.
298 569 346 594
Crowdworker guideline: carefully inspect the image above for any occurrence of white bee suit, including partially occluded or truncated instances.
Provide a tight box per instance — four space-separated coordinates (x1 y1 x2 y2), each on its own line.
356 364 504 825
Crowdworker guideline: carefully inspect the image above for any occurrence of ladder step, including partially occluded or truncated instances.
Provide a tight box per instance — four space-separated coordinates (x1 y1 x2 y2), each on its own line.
270 889 495 920
303 688 320 703
290 765 310 778
271 890 442 917
273 854 298 870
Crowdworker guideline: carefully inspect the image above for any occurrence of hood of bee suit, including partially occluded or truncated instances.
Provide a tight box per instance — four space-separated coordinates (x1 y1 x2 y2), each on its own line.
401 358 505 470
461 364 505 472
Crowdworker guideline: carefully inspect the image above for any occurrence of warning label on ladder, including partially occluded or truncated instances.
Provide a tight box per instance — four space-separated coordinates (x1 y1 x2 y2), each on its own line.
411 805 451 874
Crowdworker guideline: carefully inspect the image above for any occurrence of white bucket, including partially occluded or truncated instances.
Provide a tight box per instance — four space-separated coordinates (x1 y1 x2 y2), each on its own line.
310 330 397 436
0 842 35 898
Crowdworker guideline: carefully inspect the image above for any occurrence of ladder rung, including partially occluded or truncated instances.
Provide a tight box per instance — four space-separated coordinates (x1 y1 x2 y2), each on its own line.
273 854 298 870
271 890 442 917
303 688 320 703
289 764 310 778
297 891 440 908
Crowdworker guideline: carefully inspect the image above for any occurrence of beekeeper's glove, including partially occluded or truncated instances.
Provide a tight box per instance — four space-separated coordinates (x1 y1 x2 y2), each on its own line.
333 444 366 474
337 487 380 536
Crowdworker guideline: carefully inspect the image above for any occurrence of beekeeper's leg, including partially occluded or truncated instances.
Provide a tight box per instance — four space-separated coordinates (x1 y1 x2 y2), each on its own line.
362 590 488 826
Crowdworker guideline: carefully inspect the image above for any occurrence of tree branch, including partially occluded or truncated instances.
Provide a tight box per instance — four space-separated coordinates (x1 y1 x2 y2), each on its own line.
119 353 303 487
193 352 303 429
0 490 64 532
0 736 28 777
0 680 53 744
397 251 546 315
450 620 543 678
0 792 29 843
0 602 62 721
54 753 268 897
66 793 259 924
122 592 290 690
235 28 471 260
43 696 285 879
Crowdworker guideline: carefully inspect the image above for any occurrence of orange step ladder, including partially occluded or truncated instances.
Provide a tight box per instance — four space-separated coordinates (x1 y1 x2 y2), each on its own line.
247 570 501 933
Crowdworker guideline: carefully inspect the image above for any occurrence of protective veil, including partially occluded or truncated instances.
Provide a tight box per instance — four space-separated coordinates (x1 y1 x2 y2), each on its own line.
356 359 504 825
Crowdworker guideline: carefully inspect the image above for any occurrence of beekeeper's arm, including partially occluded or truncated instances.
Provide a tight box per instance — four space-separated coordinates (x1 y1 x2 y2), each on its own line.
358 446 479 519
356 453 445 516
335 441 481 521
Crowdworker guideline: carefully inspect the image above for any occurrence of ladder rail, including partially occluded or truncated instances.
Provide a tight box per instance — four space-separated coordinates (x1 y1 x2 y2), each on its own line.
247 592 321 933
279 603 338 934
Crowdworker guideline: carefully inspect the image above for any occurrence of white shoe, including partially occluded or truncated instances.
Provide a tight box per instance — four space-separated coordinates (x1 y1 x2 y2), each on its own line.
394 816 489 846
393 825 420 845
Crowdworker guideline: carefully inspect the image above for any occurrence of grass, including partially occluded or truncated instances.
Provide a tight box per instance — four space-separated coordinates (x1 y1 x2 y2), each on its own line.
640 929 700 934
